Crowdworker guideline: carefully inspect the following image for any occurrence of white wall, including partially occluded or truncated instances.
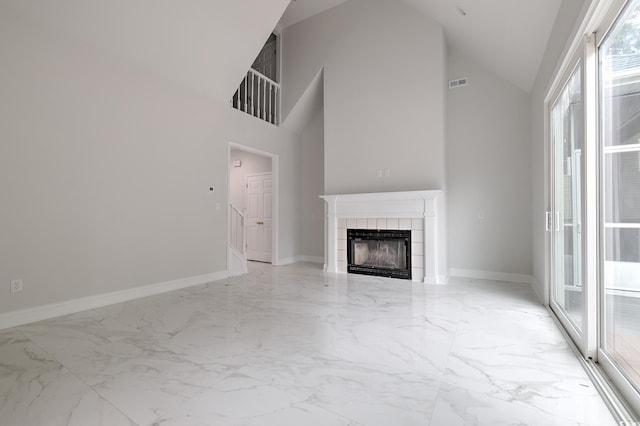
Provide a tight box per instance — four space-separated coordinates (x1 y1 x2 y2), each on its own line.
299 109 325 259
447 50 532 276
530 0 588 300
229 149 272 210
0 7 302 316
282 0 447 195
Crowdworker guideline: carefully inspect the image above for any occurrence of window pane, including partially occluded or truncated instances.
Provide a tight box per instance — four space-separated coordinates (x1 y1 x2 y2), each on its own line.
604 151 640 224
551 65 583 331
600 0 640 392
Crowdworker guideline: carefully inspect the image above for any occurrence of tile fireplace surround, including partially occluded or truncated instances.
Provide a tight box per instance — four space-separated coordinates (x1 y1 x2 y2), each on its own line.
320 191 447 284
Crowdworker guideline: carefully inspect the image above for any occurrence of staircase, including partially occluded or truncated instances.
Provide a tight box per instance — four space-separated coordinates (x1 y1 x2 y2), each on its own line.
232 69 280 125
231 33 280 125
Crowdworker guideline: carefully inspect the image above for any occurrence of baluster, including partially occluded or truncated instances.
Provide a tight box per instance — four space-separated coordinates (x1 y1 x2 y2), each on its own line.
266 83 270 123
252 73 256 116
260 79 264 120
268 83 272 123
274 86 279 125
272 85 276 124
262 79 267 120
254 74 258 118
256 76 262 118
244 73 249 113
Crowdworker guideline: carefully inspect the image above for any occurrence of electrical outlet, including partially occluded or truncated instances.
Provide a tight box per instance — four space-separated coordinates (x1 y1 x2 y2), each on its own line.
10 279 23 294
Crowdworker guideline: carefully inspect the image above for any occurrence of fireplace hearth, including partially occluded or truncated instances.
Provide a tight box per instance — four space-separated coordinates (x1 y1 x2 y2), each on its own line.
347 229 411 280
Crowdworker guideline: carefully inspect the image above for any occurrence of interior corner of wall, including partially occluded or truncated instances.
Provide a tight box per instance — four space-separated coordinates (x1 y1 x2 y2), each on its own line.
281 68 325 134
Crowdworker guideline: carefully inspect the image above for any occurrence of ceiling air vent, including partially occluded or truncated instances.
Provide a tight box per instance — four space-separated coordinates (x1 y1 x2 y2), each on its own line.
448 77 468 89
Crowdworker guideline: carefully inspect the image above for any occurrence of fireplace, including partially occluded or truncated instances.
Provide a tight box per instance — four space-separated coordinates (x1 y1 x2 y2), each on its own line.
347 229 411 280
320 190 447 284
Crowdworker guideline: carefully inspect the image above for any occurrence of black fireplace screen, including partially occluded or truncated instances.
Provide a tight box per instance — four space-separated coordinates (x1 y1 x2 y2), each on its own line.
347 229 411 280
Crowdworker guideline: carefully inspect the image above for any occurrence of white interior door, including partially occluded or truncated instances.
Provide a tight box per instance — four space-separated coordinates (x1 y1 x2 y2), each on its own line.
246 173 273 263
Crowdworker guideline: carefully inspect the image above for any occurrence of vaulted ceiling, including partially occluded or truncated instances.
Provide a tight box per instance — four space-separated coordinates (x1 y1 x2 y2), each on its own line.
2 0 569 101
1 0 291 102
278 0 568 92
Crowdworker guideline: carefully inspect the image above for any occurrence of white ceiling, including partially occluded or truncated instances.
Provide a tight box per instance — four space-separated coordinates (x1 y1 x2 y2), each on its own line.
277 0 565 92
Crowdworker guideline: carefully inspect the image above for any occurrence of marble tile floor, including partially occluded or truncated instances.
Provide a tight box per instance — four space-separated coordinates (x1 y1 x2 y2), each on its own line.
0 261 618 426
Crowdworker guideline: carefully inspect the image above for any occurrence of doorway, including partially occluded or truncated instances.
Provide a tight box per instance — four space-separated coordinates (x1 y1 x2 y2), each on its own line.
245 173 273 263
228 142 279 268
545 0 640 414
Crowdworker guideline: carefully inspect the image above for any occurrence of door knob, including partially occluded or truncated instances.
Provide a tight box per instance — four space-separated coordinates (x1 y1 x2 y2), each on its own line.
257 221 264 225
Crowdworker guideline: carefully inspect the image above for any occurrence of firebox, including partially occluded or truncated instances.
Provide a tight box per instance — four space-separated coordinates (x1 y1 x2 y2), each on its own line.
347 229 411 280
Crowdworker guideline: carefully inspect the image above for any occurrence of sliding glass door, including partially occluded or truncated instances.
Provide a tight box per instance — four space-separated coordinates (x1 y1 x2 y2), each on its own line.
599 0 640 401
547 0 640 414
550 62 585 344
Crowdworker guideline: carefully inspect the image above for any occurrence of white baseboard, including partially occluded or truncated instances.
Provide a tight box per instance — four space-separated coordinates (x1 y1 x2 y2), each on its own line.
297 255 324 264
438 274 450 285
449 268 534 285
279 255 324 266
0 271 228 330
423 274 450 285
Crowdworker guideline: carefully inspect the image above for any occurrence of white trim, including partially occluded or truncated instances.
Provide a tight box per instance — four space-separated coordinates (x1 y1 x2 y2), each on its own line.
279 255 324 266
603 143 640 153
584 32 600 360
449 268 534 285
0 271 228 330
605 223 640 229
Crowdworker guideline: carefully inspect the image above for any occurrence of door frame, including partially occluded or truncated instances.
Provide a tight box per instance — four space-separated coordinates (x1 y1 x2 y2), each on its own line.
547 54 590 356
545 36 600 361
227 141 279 267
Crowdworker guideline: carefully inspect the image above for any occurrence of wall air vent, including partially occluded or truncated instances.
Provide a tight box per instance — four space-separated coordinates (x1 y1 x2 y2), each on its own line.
448 77 468 89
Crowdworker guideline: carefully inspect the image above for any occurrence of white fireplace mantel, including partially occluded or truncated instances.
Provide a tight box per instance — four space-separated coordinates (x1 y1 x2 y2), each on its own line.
320 190 447 284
